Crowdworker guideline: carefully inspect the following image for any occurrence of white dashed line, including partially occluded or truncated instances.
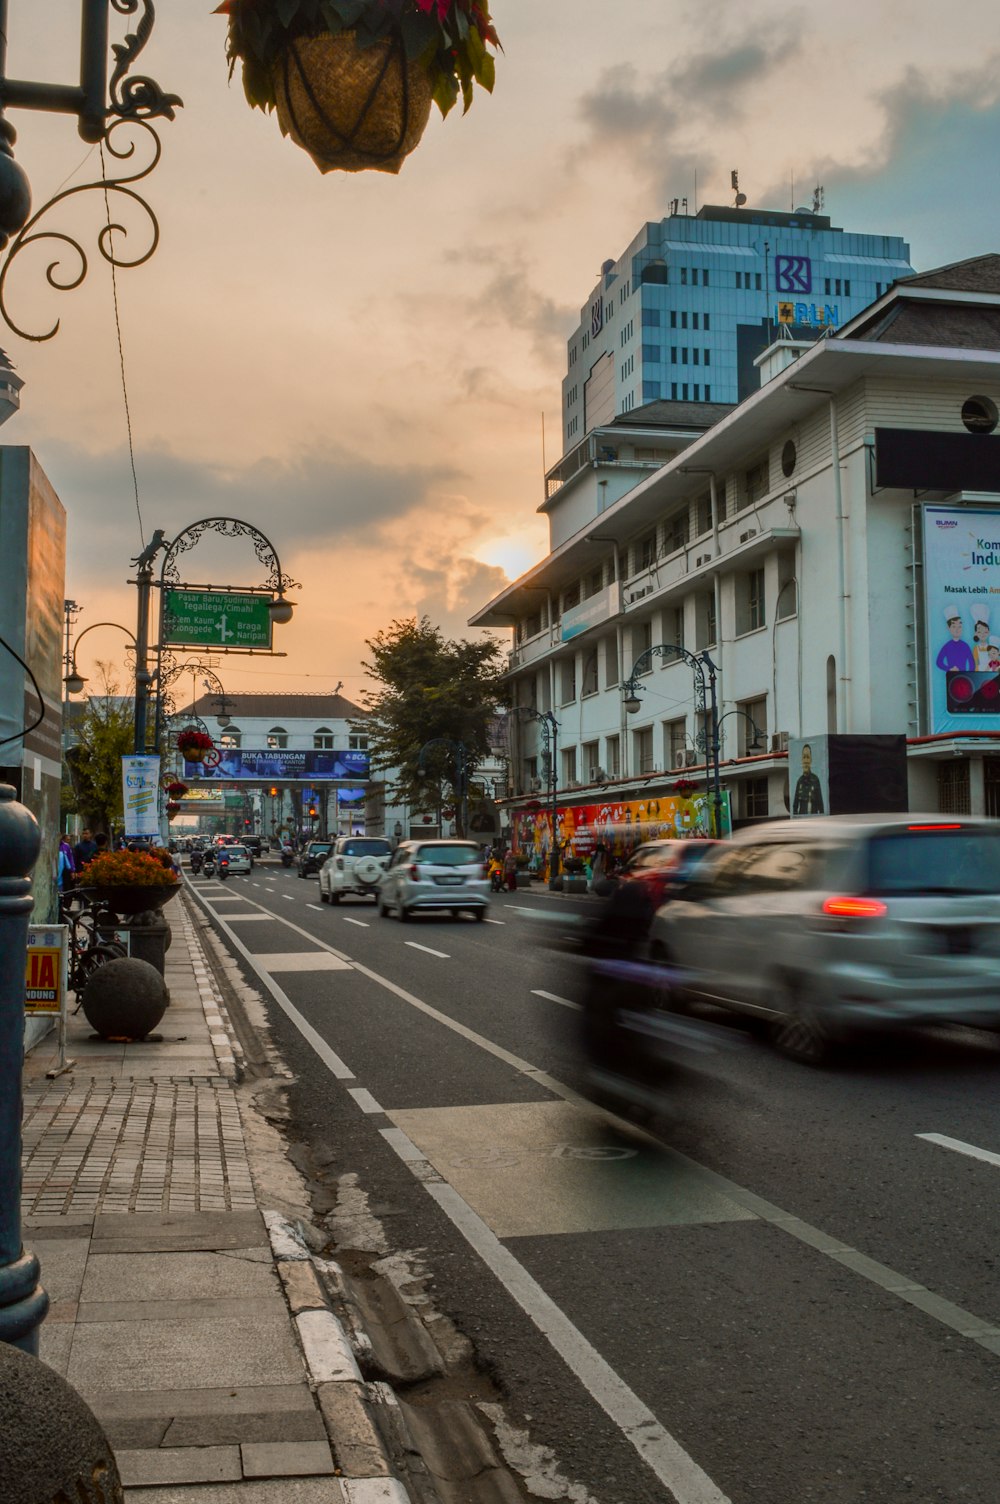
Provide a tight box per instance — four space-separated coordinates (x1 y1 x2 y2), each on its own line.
531 989 581 1011
343 917 370 928
307 904 324 912
283 895 295 901
484 918 505 925
348 1087 384 1114
404 942 450 959
917 1133 1000 1169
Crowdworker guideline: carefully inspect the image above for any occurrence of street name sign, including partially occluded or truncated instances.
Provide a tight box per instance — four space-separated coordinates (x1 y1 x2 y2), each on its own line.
163 589 273 650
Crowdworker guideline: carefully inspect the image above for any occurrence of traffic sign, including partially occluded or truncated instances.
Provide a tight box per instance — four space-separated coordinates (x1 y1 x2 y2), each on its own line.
162 589 273 650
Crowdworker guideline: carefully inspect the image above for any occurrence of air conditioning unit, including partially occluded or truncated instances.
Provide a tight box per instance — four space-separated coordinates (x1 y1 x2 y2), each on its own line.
629 586 652 603
695 552 712 567
739 528 757 544
528 777 543 793
589 766 608 783
771 731 789 752
673 749 698 769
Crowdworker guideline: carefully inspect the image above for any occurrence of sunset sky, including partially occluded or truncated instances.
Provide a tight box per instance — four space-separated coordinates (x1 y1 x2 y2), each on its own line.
8 1 1000 700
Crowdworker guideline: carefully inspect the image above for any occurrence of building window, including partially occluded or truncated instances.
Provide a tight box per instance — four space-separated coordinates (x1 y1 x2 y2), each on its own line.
582 653 599 697
560 659 577 704
671 383 678 399
585 566 604 598
681 349 688 365
562 747 578 785
844 279 851 295
267 726 288 749
605 735 621 777
704 349 711 366
695 590 716 649
662 606 684 660
314 726 335 749
634 619 653 672
664 508 689 553
637 533 657 572
665 717 688 768
643 344 661 363
692 312 700 329
755 273 762 290
743 456 769 506
704 384 711 401
681 311 688 329
349 734 369 750
634 726 655 774
642 308 660 327
695 493 712 535
693 384 700 400
704 313 710 330
702 269 710 286
643 381 662 401
670 347 677 364
680 267 687 285
682 383 689 400
692 348 700 365
736 567 766 635
938 761 971 814
737 697 767 755
742 777 769 819
776 554 797 620
219 727 241 748
582 741 600 780
563 582 580 611
604 636 619 688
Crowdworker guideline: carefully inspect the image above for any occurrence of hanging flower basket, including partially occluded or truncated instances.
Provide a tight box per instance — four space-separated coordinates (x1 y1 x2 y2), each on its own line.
215 0 500 175
165 781 189 798
166 802 181 819
177 728 214 764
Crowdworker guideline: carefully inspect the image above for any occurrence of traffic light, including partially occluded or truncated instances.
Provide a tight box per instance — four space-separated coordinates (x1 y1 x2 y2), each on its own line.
269 786 278 797
946 670 1000 713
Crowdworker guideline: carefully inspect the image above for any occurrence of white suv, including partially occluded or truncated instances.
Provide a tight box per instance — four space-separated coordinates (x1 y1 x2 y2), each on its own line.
319 837 393 904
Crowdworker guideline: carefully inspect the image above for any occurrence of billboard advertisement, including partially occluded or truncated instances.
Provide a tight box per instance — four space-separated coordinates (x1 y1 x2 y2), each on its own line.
789 738 829 816
512 788 731 878
922 505 1000 733
183 747 370 781
790 736 907 815
122 755 161 837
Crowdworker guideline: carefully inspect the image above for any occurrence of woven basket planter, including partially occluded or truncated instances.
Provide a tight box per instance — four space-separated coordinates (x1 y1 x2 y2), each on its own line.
273 31 434 175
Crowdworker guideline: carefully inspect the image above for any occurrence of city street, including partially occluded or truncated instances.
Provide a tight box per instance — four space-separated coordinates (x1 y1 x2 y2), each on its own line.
189 862 1000 1504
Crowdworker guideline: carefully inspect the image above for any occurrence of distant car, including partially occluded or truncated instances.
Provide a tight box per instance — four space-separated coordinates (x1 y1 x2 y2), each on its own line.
298 839 334 878
319 837 392 904
649 814 1000 1063
378 839 489 921
217 844 252 876
616 838 720 909
244 837 263 858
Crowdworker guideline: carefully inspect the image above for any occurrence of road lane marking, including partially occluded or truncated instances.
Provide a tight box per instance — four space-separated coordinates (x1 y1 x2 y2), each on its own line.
283 894 295 901
348 1088 384 1114
343 917 370 928
484 919 505 925
405 942 450 959
531 989 582 1011
917 1132 1000 1169
307 903 324 912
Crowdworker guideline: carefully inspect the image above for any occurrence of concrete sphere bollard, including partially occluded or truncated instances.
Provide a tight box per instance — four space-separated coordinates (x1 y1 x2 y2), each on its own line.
0 1339 123 1502
81 956 168 1041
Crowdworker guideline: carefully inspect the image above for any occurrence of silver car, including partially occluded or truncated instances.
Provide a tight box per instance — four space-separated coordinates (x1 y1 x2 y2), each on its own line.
378 839 489 921
649 814 1000 1063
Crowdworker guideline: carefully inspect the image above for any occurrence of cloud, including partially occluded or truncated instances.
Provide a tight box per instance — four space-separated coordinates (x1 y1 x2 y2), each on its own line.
444 244 576 358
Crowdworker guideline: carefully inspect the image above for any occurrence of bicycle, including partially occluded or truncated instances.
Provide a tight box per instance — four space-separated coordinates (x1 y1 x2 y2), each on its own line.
59 889 129 1004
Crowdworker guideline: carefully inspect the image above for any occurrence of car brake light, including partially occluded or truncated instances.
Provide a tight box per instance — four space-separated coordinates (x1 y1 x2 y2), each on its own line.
906 823 962 831
822 896 888 918
409 864 420 879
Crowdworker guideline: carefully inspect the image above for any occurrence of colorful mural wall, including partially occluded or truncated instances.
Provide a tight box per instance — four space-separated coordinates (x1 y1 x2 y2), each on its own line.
511 788 731 876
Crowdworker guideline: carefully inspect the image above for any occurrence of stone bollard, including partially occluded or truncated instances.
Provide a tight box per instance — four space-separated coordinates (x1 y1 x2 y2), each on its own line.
0 784 48 1353
0 1340 124 1502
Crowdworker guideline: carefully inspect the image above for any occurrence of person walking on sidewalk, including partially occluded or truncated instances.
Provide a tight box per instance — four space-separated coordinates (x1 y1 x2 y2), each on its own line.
73 828 97 868
57 834 77 891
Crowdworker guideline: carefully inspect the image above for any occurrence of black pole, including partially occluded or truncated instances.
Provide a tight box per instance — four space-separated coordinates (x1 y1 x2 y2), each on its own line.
705 658 723 835
0 785 48 1351
548 713 560 890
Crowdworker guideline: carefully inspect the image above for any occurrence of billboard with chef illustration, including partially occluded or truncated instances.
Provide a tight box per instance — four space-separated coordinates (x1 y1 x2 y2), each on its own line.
511 787 731 881
923 506 1000 732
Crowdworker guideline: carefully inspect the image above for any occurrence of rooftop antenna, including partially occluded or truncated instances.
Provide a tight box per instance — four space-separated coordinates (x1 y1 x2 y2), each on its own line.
813 184 825 214
732 169 747 209
790 170 794 211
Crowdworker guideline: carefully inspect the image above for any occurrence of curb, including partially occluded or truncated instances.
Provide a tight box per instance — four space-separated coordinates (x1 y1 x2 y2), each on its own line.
180 899 246 1080
263 1211 415 1501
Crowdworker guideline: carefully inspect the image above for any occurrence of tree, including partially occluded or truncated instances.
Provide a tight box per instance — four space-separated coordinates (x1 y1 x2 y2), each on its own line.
64 663 135 834
358 618 506 836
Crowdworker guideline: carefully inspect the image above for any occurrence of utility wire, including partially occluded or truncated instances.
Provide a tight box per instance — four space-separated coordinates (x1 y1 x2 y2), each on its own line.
100 141 145 550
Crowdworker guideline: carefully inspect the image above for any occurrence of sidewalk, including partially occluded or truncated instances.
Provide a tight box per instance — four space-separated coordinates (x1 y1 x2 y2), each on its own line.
21 896 409 1504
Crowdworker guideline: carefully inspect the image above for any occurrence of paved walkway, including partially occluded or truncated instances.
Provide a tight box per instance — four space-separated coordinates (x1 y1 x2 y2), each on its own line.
21 899 407 1503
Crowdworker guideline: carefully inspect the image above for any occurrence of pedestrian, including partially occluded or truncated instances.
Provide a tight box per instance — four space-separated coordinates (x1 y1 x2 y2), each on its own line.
57 834 76 892
504 849 518 892
73 827 97 868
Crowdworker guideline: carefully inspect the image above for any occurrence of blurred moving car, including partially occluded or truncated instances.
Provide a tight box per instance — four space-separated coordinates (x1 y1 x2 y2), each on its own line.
298 839 333 878
616 838 720 909
319 837 392 904
378 839 489 921
649 815 1000 1063
217 844 252 876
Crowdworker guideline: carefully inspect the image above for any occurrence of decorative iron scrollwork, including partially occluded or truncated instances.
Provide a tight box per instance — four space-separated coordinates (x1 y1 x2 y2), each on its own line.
160 517 301 595
109 1 182 125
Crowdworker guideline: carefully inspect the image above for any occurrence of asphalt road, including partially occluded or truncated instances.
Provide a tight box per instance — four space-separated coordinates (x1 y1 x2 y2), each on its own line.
189 860 1000 1504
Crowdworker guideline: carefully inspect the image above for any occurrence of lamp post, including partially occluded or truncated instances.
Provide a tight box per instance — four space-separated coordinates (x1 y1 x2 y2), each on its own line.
622 644 723 837
715 709 766 757
63 620 138 699
417 738 469 839
509 706 561 888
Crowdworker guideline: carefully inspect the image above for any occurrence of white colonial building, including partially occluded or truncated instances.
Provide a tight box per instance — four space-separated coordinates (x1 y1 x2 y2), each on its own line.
473 256 1000 833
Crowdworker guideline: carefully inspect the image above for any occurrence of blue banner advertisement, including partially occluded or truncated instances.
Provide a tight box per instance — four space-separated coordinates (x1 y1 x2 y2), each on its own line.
122 755 161 836
923 505 1000 732
183 747 370 782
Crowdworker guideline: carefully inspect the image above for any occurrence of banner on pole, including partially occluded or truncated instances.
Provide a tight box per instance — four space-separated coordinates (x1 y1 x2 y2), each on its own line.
122 754 161 836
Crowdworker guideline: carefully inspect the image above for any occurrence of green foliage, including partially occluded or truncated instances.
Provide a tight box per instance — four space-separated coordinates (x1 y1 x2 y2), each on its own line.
63 668 134 834
216 0 499 117
357 617 506 832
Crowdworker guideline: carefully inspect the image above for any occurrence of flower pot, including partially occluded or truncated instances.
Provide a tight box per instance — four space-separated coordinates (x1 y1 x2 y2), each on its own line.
272 32 434 175
179 747 205 764
89 883 180 919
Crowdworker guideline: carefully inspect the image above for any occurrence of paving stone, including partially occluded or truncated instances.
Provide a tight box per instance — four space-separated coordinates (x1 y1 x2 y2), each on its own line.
241 1440 335 1478
127 1480 345 1503
316 1383 392 1478
278 1259 330 1314
70 1311 306 1392
81 1249 280 1303
163 1408 326 1448
103 1415 171 1450
91 1210 265 1253
76 1296 287 1324
117 1445 242 1486
92 1385 317 1419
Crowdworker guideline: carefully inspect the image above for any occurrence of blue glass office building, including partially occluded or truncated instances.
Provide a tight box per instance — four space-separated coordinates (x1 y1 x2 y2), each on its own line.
562 205 913 451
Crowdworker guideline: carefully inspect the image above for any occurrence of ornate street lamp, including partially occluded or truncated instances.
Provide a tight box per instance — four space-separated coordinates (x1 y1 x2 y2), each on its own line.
622 644 724 836
63 620 137 696
716 709 766 756
0 0 181 341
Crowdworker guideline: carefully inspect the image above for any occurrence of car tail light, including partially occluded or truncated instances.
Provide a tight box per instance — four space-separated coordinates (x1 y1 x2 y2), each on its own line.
409 864 420 880
822 896 888 918
906 823 962 831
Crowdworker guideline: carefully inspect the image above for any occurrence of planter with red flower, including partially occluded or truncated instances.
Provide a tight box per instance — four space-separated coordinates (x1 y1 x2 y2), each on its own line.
215 0 500 175
83 848 180 919
177 728 215 765
165 780 189 799
165 802 181 820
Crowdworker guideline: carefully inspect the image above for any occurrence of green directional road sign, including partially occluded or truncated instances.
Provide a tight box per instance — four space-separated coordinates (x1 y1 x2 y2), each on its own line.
163 589 273 650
